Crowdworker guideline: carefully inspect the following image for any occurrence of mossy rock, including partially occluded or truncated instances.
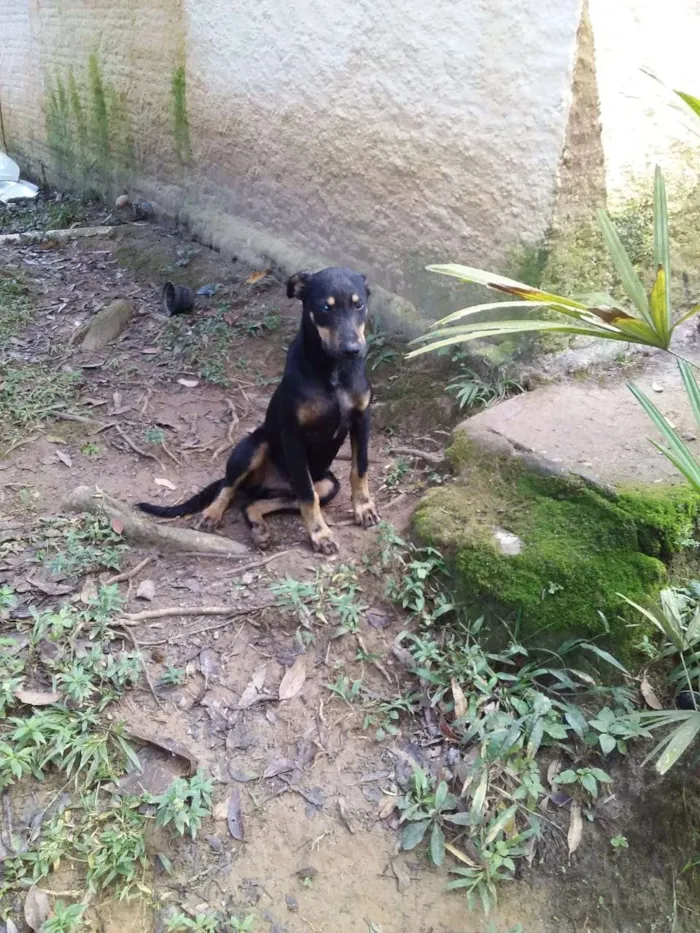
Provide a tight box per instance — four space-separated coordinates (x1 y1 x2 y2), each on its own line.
414 430 700 655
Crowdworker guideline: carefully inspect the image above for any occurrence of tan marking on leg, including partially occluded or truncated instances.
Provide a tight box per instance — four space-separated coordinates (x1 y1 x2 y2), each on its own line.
350 445 380 529
199 484 236 529
244 496 295 549
200 441 269 528
299 493 337 554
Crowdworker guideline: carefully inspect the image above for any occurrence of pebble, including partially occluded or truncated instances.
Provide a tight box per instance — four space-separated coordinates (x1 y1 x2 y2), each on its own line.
285 896 299 912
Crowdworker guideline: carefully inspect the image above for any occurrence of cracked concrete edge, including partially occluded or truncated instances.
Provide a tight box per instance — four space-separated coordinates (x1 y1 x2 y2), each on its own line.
458 420 618 498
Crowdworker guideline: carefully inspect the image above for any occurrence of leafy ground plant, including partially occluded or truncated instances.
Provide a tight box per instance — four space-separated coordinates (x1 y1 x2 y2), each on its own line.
624 586 700 773
370 530 646 913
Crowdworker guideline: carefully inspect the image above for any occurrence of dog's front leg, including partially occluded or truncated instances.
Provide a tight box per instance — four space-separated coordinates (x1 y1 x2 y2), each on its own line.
282 427 338 555
349 407 380 528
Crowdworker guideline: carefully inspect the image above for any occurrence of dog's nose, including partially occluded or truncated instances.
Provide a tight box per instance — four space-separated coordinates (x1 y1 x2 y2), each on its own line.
342 344 362 358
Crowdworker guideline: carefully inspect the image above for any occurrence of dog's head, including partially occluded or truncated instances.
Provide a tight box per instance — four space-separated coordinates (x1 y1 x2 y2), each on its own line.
287 267 370 361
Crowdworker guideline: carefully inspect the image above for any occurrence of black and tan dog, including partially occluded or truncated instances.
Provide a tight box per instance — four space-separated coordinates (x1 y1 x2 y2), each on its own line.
137 267 379 554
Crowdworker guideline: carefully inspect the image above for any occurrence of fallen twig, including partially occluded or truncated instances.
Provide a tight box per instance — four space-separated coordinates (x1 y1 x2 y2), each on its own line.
161 440 181 466
389 446 444 465
139 606 269 644
2 433 43 456
211 399 239 461
122 604 262 625
0 225 115 247
105 556 154 586
63 485 249 557
113 424 163 468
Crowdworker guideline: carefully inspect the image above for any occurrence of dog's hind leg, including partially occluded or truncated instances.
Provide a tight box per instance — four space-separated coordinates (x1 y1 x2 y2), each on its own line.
199 428 269 531
242 471 340 549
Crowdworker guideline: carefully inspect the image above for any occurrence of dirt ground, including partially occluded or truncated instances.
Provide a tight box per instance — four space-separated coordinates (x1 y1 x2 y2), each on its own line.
1 199 700 933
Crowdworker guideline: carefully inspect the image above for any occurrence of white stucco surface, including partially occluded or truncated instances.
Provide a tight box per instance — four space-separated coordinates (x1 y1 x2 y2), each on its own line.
1 0 582 316
589 0 700 201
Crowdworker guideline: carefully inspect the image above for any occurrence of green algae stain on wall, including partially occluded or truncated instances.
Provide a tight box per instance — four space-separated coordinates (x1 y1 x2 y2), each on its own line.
44 54 137 193
171 66 191 164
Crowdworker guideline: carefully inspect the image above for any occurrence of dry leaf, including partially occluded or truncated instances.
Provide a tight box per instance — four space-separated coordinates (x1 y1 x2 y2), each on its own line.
24 885 50 931
154 477 177 490
451 678 467 720
15 688 61 707
640 675 663 710
547 758 562 787
567 800 583 855
177 378 199 388
142 347 160 355
227 788 245 840
338 797 357 834
246 268 271 285
79 576 98 605
378 796 397 820
279 655 306 700
136 579 156 602
46 435 64 444
391 858 411 894
55 449 72 468
213 801 228 821
263 758 295 779
111 517 125 535
238 664 267 709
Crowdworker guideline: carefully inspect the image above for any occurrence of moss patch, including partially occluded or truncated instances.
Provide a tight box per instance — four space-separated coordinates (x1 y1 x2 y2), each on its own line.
414 432 700 653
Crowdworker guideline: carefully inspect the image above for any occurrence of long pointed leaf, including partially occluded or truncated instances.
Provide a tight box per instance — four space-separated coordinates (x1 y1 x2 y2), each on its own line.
628 382 700 488
406 321 634 359
410 317 624 346
597 209 651 324
655 715 700 774
653 166 672 336
649 267 671 348
426 264 588 311
676 90 700 120
484 804 518 846
433 300 552 329
679 360 700 430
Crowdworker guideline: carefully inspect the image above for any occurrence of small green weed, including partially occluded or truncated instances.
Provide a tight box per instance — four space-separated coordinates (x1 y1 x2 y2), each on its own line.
552 766 612 800
151 770 213 839
0 365 82 451
80 441 101 458
41 901 86 933
37 514 127 576
365 317 399 371
445 356 523 412
0 271 33 342
611 834 629 849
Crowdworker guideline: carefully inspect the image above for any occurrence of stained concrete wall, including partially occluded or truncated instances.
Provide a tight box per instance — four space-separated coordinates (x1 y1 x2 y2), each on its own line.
1 0 583 324
589 0 700 204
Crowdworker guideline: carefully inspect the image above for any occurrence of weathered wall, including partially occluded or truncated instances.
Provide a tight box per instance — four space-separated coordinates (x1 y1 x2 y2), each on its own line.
589 0 700 204
0 0 583 323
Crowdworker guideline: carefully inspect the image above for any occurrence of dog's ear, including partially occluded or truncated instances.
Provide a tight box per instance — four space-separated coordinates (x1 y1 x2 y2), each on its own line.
287 271 313 300
362 274 371 298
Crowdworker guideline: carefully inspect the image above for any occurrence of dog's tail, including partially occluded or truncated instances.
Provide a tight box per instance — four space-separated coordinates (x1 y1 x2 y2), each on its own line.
137 479 223 518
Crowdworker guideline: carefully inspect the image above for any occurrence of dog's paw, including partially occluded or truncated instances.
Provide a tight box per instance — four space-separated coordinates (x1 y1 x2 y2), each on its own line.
196 511 223 532
353 497 380 528
250 522 271 550
310 526 339 555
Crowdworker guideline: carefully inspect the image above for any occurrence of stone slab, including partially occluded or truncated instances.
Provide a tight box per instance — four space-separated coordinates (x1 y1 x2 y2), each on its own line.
459 356 698 489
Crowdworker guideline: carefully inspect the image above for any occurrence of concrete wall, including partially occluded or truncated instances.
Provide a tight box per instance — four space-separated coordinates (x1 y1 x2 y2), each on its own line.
589 0 700 205
1 0 583 323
